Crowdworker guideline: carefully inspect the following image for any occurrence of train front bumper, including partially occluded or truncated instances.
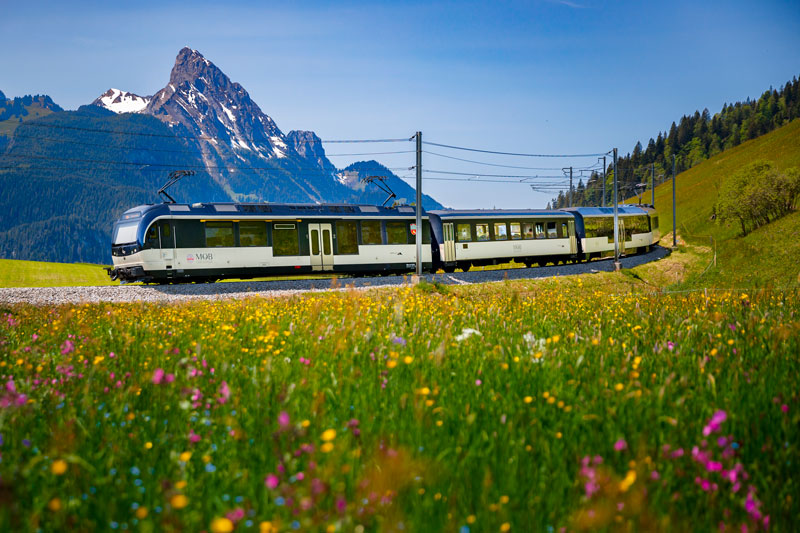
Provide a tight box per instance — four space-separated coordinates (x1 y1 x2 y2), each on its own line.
106 265 149 283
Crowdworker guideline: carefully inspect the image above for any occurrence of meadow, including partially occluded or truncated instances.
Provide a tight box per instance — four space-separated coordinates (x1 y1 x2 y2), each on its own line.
1 264 798 532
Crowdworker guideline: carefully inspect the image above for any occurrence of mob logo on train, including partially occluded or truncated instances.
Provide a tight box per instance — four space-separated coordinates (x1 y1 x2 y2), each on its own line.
188 253 213 262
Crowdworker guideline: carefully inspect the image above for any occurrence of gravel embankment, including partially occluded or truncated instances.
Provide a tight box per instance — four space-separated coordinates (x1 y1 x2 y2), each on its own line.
0 246 670 305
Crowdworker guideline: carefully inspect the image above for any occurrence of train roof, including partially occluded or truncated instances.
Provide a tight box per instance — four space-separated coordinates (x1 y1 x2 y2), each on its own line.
430 209 572 219
118 202 426 221
563 206 652 216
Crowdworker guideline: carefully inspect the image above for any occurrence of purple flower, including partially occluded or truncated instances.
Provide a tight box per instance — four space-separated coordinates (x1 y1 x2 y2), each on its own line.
702 410 727 436
667 341 675 351
392 335 406 347
613 439 627 451
278 411 290 429
152 368 165 385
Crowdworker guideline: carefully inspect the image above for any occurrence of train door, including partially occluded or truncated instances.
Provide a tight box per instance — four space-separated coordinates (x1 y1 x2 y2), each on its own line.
159 220 175 264
308 223 334 271
566 220 577 254
442 223 456 262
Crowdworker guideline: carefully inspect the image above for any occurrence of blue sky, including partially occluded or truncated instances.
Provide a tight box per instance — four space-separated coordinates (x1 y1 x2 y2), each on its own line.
2 0 799 208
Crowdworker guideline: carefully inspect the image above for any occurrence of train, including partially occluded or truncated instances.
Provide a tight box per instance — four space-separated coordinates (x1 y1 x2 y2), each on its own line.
107 201 660 283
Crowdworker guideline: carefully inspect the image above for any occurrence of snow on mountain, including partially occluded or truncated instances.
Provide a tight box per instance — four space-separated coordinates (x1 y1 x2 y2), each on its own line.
92 88 150 114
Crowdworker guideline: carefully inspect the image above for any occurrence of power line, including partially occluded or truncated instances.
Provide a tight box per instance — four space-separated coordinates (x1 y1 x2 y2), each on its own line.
423 140 610 158
424 168 568 179
423 150 592 171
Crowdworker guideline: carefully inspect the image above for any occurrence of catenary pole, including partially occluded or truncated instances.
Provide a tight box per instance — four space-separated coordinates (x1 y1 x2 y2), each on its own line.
600 156 606 207
651 162 655 206
672 154 677 248
613 148 620 270
569 166 573 208
415 131 422 276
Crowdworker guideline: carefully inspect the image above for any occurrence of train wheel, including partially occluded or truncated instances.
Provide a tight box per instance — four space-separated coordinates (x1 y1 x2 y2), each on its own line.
457 262 471 272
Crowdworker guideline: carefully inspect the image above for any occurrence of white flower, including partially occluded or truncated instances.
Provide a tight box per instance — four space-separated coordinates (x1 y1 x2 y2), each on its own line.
455 328 482 342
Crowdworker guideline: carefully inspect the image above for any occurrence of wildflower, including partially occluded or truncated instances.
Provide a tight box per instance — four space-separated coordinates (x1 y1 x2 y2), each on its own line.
60 340 74 355
321 443 334 453
210 517 234 533
455 328 481 342
51 459 68 475
170 494 188 509
500 523 511 532
475 379 482 386
152 368 164 385
403 356 414 364
48 498 62 511
278 411 290 429
619 470 636 492
179 451 192 462
218 381 231 404
702 410 727 436
392 335 407 346
321 429 336 442
614 439 627 452
136 507 148 519
265 474 279 489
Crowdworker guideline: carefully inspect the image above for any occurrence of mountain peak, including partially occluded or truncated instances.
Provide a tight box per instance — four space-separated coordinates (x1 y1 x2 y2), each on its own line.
169 47 219 88
0 89 6 102
92 88 150 114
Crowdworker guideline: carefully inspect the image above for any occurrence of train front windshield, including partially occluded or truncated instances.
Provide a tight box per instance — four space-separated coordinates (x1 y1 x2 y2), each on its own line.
113 221 140 245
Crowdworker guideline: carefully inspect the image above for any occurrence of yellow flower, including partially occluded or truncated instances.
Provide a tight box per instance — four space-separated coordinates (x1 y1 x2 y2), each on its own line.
210 517 234 533
499 495 509 504
467 515 476 524
500 523 511 532
170 494 189 509
321 429 337 442
136 507 149 519
260 521 277 533
179 451 192 462
321 442 334 453
48 498 62 512
614 383 624 392
51 459 68 475
175 480 187 490
523 396 533 404
301 419 311 428
386 360 397 369
404 356 414 364
145 442 153 450
619 470 637 492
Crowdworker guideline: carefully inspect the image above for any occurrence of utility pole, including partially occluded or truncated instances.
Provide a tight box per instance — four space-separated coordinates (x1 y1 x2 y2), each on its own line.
601 156 606 207
651 162 655 206
613 148 620 271
672 154 677 248
415 131 422 276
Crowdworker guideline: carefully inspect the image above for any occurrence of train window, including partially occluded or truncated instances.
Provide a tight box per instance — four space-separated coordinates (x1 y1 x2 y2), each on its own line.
522 223 534 240
422 220 432 244
386 221 408 244
144 224 159 250
535 222 545 239
336 221 358 254
273 223 300 255
160 221 173 248
494 222 508 240
239 221 267 247
561 222 568 238
457 223 471 242
205 221 234 247
476 223 490 241
651 215 658 231
323 229 332 255
546 222 558 238
361 220 382 245
510 222 522 240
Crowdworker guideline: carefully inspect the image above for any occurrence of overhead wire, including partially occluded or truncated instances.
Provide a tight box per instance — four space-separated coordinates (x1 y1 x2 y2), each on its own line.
423 140 611 158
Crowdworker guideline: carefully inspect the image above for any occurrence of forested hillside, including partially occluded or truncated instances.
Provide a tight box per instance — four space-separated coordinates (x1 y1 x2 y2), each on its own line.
551 76 800 208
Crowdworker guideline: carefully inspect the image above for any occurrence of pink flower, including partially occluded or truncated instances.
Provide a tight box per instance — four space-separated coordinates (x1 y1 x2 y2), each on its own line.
613 439 627 451
702 410 727 436
226 508 245 523
218 381 231 404
188 430 201 443
60 340 75 355
278 411 290 429
475 379 482 386
152 368 165 385
265 474 279 489
781 404 789 413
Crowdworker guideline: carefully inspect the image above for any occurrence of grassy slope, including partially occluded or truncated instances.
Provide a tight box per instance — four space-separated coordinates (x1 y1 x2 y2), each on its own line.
0 258 115 287
650 118 800 288
0 102 56 136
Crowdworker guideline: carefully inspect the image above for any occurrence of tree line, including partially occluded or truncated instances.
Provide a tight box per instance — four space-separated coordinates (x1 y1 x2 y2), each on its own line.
550 76 800 208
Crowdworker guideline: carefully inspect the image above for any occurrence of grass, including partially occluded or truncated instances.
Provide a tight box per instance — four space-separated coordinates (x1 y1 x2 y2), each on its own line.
646 118 800 289
0 258 116 288
0 248 798 531
0 102 56 136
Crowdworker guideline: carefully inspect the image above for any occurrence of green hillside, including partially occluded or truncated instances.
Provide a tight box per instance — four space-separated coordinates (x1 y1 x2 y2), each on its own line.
652 118 800 288
0 258 115 287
